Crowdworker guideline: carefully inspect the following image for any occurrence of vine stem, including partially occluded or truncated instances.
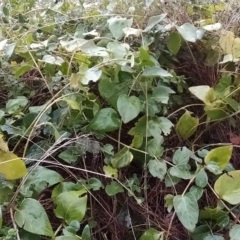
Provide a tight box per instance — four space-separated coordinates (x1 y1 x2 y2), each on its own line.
165 175 197 240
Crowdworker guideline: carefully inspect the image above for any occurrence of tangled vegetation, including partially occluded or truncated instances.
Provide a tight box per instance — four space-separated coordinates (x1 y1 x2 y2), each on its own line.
1 0 240 239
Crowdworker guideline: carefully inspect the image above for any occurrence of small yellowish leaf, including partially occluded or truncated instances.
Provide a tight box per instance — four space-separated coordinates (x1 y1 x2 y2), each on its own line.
0 135 9 152
219 31 234 54
189 86 215 104
0 150 27 180
214 170 240 204
204 146 233 171
232 38 240 59
176 111 199 140
103 165 118 178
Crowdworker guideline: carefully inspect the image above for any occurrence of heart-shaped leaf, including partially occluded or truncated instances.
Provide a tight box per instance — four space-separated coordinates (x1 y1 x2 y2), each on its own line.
117 94 141 123
105 181 124 196
14 198 54 237
204 146 233 171
167 31 181 54
148 159 167 180
89 108 120 132
176 111 199 140
173 193 199 232
110 147 133 169
54 191 87 224
214 170 240 204
0 150 27 180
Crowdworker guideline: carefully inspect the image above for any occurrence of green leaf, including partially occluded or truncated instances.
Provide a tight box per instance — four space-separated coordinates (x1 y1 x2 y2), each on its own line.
204 146 233 171
139 228 164 240
148 159 167 180
89 108 120 132
165 173 180 187
0 206 2 229
99 78 128 109
0 179 14 204
55 237 81 240
105 181 124 196
82 224 91 240
204 235 224 240
117 94 141 123
176 111 199 140
128 115 149 137
173 193 199 232
42 55 64 66
142 66 173 78
164 194 174 213
200 207 229 228
195 169 208 188
0 150 27 180
143 14 167 32
14 198 54 237
147 138 164 157
14 65 33 78
108 17 133 40
148 117 173 140
6 96 28 114
103 165 118 178
189 86 215 104
214 170 240 204
167 31 181 54
169 164 194 180
20 166 63 198
176 23 199 42
189 186 204 200
54 191 87 224
173 147 193 165
151 86 175 104
111 147 133 169
230 224 240 240
204 106 228 120
191 225 211 240
81 67 102 85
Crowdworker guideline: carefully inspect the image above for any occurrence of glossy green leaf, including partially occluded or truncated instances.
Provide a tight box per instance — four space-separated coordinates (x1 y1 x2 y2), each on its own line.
173 193 199 232
204 146 233 171
167 31 181 54
54 191 87 224
20 166 63 198
117 94 141 123
139 228 164 240
148 159 167 180
111 147 133 169
14 198 54 237
105 181 124 196
89 108 120 132
230 224 240 240
195 169 208 188
214 170 240 204
176 111 199 140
